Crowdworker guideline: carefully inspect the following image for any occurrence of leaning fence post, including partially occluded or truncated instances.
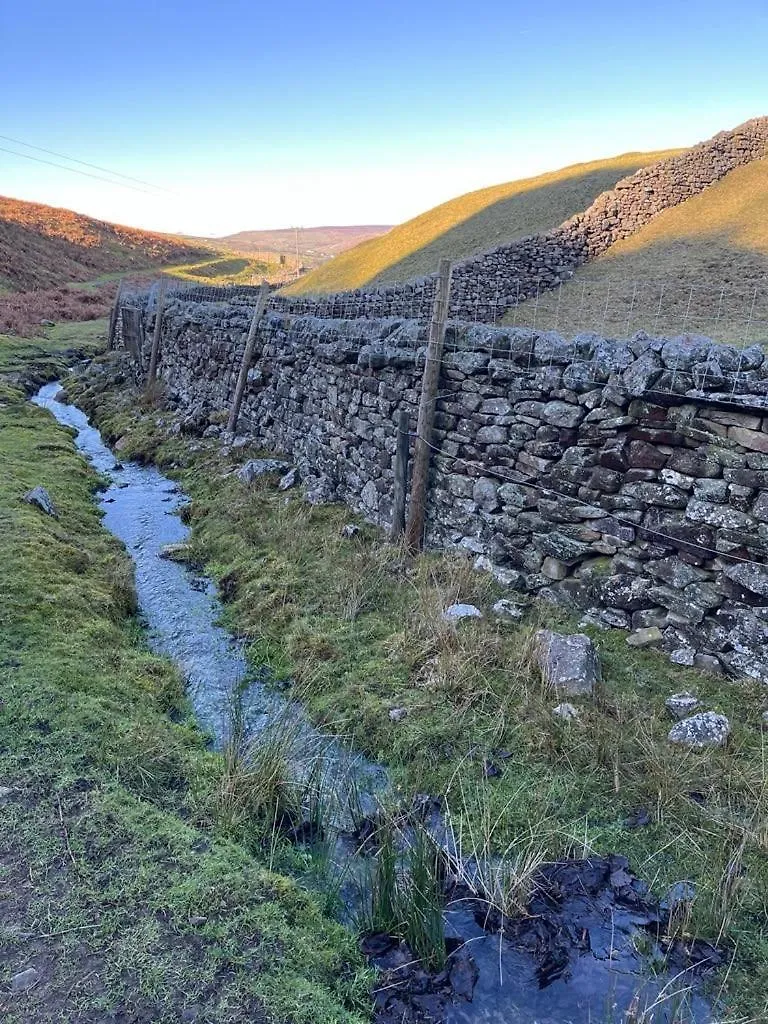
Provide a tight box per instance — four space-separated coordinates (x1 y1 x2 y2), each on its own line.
389 408 410 540
146 278 167 393
227 280 271 434
404 258 453 553
107 278 123 351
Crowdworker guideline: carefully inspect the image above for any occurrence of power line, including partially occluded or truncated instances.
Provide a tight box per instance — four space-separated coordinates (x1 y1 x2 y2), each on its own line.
0 145 171 198
0 133 177 196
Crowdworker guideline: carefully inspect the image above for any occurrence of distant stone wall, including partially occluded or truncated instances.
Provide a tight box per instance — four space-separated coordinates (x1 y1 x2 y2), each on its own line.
122 297 768 682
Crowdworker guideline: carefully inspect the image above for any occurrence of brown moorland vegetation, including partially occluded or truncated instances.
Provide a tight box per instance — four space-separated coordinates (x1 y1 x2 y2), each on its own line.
0 195 209 291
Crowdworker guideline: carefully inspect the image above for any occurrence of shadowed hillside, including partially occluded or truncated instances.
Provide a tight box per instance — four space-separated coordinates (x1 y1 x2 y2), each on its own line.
508 157 768 343
0 196 209 292
283 150 680 295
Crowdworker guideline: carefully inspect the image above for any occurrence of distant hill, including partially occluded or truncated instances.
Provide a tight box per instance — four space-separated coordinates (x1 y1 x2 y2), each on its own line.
215 225 392 268
510 156 768 343
0 196 209 292
282 150 680 295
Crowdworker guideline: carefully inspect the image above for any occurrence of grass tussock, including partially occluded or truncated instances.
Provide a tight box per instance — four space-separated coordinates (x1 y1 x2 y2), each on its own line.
68 355 768 1021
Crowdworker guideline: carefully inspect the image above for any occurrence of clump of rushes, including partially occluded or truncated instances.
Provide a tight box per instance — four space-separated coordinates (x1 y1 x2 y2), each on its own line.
361 812 447 971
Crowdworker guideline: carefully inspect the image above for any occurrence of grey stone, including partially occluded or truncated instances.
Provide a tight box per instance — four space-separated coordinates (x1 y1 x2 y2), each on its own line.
723 562 768 598
11 967 39 992
278 467 298 491
491 598 524 621
552 702 580 721
341 523 360 538
159 543 194 563
670 647 696 666
388 707 408 722
668 711 730 749
541 400 584 428
443 603 483 622
626 626 663 648
536 630 601 696
235 458 291 484
665 692 700 719
23 486 57 518
472 477 500 512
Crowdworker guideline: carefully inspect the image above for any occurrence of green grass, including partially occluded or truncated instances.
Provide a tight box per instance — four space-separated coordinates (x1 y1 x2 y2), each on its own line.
0 341 371 1022
0 319 107 379
168 254 288 287
283 149 680 294
70 356 768 1021
507 158 768 343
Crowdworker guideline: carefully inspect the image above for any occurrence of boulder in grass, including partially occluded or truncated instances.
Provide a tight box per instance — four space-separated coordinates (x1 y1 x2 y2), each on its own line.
23 486 57 518
442 603 483 623
668 711 730 749
665 692 700 720
235 458 291 485
536 630 601 697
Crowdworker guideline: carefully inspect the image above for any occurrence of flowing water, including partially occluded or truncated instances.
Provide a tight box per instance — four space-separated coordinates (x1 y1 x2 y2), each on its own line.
32 380 716 1024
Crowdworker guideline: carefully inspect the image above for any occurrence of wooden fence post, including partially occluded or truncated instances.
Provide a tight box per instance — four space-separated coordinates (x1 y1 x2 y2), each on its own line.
107 279 123 351
146 279 167 393
404 258 453 553
227 280 271 434
389 408 410 540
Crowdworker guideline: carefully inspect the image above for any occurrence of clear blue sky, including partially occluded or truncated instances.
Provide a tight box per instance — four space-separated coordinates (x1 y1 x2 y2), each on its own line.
1 0 766 236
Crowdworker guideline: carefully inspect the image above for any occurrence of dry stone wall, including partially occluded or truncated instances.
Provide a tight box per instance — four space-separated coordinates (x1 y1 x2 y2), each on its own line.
127 296 768 683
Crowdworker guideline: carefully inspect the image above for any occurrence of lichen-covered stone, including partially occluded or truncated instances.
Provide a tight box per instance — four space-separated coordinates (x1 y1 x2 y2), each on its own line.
536 630 601 696
668 711 730 749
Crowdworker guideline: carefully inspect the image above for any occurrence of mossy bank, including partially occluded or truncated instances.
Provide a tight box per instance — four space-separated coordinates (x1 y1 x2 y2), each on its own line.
67 345 768 1022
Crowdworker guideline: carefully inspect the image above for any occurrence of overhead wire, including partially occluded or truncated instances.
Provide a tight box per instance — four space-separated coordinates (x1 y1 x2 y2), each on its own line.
0 132 178 196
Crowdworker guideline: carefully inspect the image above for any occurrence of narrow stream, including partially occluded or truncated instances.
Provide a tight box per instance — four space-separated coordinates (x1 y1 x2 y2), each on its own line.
32 381 716 1024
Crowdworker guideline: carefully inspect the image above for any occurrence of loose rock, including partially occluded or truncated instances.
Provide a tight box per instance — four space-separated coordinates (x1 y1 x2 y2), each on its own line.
668 711 730 749
443 603 483 622
664 692 700 720
536 630 601 696
491 598 524 621
235 458 291 484
552 702 580 721
626 626 663 648
11 967 39 992
23 486 57 518
388 707 408 722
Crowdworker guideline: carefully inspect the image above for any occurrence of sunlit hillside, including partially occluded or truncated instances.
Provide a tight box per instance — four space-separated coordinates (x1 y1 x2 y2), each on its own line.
508 158 768 343
282 149 680 295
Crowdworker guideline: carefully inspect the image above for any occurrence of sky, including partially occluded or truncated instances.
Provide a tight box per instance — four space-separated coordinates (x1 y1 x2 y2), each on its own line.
1 0 766 237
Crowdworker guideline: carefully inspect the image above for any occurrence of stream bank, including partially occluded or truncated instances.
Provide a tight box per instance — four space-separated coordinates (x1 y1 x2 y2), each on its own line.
0 359 369 1024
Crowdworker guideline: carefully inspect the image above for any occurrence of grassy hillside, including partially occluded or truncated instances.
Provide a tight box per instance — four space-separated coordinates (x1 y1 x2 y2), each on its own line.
508 157 768 343
0 195 209 292
283 150 680 295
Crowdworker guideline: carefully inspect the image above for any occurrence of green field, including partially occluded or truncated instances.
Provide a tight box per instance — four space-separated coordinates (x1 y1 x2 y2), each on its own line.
0 331 370 1023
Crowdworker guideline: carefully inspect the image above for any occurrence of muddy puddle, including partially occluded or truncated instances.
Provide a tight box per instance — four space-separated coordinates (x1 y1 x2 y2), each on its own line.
33 381 718 1023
